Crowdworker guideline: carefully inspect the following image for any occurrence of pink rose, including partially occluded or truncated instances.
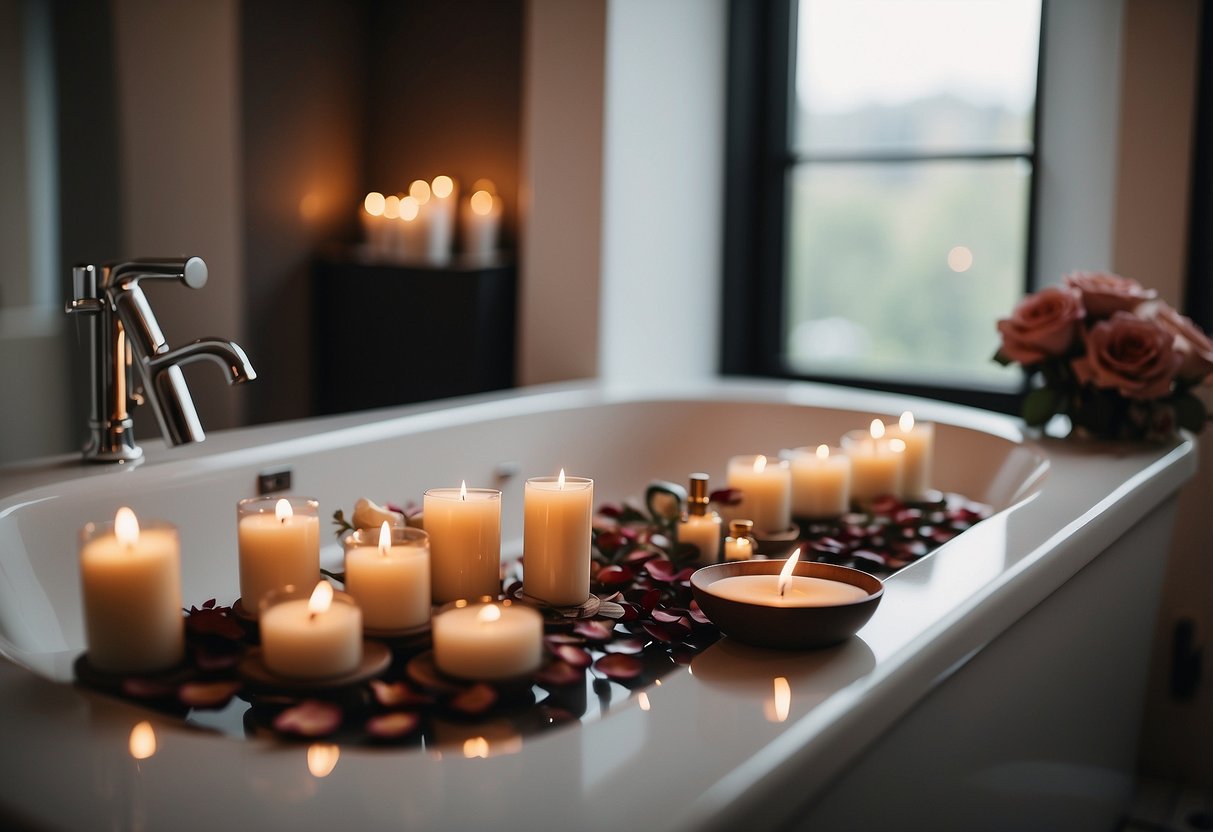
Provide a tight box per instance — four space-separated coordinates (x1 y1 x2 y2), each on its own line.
996 286 1085 365
1063 270 1156 318
1136 300 1213 384
1072 312 1181 399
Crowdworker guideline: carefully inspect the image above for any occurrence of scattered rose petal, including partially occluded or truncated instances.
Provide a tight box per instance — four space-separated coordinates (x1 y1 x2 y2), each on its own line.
595 530 626 551
639 589 662 612
534 661 583 687
597 503 624 519
179 680 242 709
449 683 498 716
623 547 657 565
192 644 244 672
122 678 177 699
366 711 421 740
544 633 584 646
651 609 682 624
644 559 678 583
709 487 742 506
595 565 633 586
594 653 643 680
688 603 712 625
553 644 592 668
274 700 342 737
186 607 245 640
617 602 641 622
370 679 433 708
573 620 614 641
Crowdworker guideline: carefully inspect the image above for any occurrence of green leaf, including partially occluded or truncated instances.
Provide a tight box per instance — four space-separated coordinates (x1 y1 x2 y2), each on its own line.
1021 387 1060 426
1174 393 1207 433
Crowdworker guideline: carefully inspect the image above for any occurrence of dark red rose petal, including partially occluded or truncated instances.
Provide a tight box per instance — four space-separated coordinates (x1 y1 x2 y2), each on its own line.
553 644 592 668
449 683 498 716
644 559 678 583
534 661 583 687
122 678 176 699
651 609 682 624
274 700 342 737
594 653 643 680
178 680 242 709
544 633 584 646
595 565 633 586
573 620 614 641
370 679 433 708
366 711 420 739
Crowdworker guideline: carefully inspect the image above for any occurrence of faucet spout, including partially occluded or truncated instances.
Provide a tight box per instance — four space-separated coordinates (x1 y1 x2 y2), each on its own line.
147 339 257 385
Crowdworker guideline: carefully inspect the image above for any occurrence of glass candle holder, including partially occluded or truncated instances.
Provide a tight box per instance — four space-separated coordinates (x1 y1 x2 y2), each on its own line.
432 597 543 680
422 487 502 603
523 475 593 606
236 495 321 616
259 582 362 680
343 525 431 631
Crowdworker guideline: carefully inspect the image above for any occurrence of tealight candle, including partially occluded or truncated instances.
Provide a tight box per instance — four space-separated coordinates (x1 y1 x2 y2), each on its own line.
343 522 431 631
840 420 905 505
708 549 869 607
726 454 792 535
259 582 362 679
523 470 593 606
724 519 756 562
423 483 502 603
886 411 935 499
79 507 184 674
432 600 543 680
237 496 321 616
787 445 852 519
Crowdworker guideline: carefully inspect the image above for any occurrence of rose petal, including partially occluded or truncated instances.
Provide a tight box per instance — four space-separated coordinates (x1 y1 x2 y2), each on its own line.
553 644 592 668
534 661 583 687
594 654 643 680
688 602 712 625
179 680 242 709
544 633 584 646
370 679 433 708
644 559 678 583
573 620 614 641
122 678 177 699
274 700 343 737
651 609 682 624
595 565 633 587
448 682 498 716
366 711 421 739
193 644 244 672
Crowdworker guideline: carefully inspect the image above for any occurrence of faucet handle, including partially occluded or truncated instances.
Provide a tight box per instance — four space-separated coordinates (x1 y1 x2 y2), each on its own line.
65 265 105 314
103 257 208 291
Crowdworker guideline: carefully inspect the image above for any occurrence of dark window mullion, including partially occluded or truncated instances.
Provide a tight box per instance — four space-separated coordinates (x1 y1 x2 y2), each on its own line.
789 149 1035 166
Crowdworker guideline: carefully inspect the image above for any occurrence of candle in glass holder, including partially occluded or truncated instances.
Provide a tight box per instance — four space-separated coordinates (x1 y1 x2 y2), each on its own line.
788 445 852 519
343 522 431 630
259 582 362 679
432 600 542 680
423 483 502 603
79 507 184 674
724 519 756 562
523 470 593 606
237 496 320 616
841 420 905 505
886 411 935 499
726 454 792 535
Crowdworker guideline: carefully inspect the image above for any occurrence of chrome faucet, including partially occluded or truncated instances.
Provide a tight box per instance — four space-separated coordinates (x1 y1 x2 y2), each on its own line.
65 256 256 463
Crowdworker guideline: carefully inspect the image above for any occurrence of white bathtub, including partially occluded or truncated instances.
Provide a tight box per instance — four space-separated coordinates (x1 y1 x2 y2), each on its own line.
0 379 1195 830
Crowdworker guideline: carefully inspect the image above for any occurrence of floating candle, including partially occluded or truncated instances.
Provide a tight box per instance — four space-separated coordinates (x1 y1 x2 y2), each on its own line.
237 496 320 616
788 444 852 519
423 483 502 603
726 454 792 535
708 549 869 607
259 582 362 680
886 411 935 499
432 600 543 680
343 522 431 630
79 507 184 674
523 470 593 606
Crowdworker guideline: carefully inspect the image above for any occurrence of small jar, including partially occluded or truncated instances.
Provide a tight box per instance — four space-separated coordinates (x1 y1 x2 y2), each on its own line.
723 519 757 562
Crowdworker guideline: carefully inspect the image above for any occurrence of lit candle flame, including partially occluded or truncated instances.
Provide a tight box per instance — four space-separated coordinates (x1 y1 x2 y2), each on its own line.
816 444 829 460
478 604 502 624
307 743 340 778
275 498 292 524
400 195 420 222
637 692 651 711
778 548 801 597
753 454 767 473
463 737 490 758
409 179 431 205
889 438 906 453
460 480 468 501
363 192 385 217
767 677 791 723
870 419 885 440
558 468 566 489
308 581 333 619
470 190 494 216
432 175 454 199
383 194 401 220
900 411 914 432
129 720 156 760
378 521 391 556
115 507 140 548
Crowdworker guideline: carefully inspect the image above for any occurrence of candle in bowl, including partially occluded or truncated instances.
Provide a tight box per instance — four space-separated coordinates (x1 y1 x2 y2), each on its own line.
343 522 431 631
787 444 852 519
79 507 184 674
709 549 868 607
259 582 362 680
726 454 792 536
840 420 905 506
523 470 593 606
237 496 320 616
423 483 502 603
432 599 543 680
886 411 935 499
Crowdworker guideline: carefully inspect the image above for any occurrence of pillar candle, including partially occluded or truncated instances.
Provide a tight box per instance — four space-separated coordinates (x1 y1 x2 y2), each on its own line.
79 508 184 674
461 188 502 263
726 454 792 535
343 523 431 630
259 582 362 679
841 420 905 505
237 496 320 615
360 192 389 258
432 600 542 680
523 471 593 606
426 174 457 264
422 484 502 603
788 445 852 519
886 411 935 499
679 513 722 565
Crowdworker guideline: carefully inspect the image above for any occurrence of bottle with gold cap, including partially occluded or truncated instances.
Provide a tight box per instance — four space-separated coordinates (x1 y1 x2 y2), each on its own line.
677 473 722 566
723 519 756 562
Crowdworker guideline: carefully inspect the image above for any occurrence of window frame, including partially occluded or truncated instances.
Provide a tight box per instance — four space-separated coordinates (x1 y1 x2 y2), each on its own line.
721 0 1047 414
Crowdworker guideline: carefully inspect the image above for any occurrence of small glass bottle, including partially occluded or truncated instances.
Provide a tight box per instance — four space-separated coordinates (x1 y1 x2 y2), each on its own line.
677 473 722 565
724 519 756 562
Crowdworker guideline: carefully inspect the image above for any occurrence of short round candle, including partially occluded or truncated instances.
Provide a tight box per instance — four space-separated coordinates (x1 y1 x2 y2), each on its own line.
237 496 320 616
523 471 593 606
432 600 543 680
423 484 502 603
343 523 431 631
706 549 868 608
259 582 362 680
886 411 935 499
841 420 905 505
79 507 185 674
788 445 852 519
726 454 792 535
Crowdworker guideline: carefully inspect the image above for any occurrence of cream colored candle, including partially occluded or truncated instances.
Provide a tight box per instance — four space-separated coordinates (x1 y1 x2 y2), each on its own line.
432 600 542 680
426 174 457 264
726 454 792 535
423 483 502 603
259 582 362 679
461 188 502 262
360 192 389 257
79 507 184 674
397 195 427 260
788 445 852 518
710 575 869 606
237 496 320 615
343 523 431 630
841 420 906 505
523 471 593 606
724 519 755 562
886 411 935 499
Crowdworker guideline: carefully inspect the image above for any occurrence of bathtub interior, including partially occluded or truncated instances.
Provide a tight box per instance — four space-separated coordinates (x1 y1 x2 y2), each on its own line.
0 395 1047 677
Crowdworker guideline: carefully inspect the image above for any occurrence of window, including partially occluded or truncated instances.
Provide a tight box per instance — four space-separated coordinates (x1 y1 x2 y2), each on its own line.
723 0 1043 409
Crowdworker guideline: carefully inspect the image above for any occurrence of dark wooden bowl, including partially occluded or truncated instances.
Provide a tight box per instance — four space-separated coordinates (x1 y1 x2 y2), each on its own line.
691 560 883 650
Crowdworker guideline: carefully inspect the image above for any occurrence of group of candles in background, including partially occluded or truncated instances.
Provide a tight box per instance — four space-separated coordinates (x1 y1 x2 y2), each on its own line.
359 175 502 264
76 411 933 685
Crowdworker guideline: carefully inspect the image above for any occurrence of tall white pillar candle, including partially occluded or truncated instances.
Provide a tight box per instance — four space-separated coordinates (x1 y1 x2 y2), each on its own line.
523 471 593 606
886 411 935 499
461 188 502 263
343 523 431 631
787 445 852 519
259 582 362 679
426 174 457 264
726 454 792 535
423 484 502 603
79 508 184 674
237 496 320 616
432 600 542 680
841 420 906 505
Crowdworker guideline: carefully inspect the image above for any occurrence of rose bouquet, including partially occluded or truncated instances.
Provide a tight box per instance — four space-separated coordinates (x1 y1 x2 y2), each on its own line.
995 271 1213 441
